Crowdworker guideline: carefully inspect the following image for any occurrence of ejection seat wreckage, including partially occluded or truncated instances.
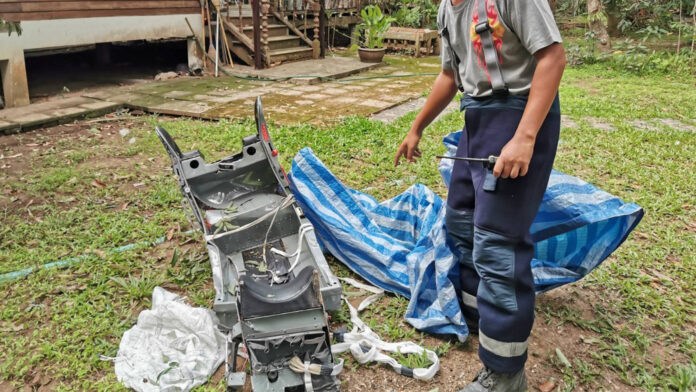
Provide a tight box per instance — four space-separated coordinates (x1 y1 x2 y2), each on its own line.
156 98 343 392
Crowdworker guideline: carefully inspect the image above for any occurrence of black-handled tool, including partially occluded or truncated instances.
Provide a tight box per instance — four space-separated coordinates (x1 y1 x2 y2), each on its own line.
437 155 499 192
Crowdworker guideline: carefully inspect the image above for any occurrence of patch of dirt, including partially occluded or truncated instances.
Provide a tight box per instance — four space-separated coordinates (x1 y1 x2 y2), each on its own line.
0 113 162 219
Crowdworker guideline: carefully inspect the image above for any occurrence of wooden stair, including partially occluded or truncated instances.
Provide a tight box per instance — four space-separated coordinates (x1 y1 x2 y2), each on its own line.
215 6 315 67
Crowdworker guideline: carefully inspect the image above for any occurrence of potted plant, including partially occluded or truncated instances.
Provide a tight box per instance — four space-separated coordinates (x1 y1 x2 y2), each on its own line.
355 5 394 63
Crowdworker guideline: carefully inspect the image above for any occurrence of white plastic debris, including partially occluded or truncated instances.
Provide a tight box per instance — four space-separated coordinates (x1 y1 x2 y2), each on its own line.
119 128 130 137
109 287 225 392
332 278 440 381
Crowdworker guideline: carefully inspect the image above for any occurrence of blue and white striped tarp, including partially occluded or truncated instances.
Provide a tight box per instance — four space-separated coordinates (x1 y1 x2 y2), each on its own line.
440 131 644 294
290 131 643 340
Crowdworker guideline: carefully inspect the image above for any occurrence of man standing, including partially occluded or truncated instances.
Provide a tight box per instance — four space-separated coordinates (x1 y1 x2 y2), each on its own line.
394 0 566 390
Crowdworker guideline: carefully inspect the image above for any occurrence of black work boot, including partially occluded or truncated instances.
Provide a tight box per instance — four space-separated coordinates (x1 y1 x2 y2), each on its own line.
458 366 527 392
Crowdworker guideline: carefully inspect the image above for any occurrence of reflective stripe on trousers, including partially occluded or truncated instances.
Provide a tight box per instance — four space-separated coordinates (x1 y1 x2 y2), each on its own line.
445 102 560 373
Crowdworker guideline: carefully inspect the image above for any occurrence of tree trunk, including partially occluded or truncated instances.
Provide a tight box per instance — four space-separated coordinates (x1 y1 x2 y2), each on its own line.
605 1 620 37
587 0 611 52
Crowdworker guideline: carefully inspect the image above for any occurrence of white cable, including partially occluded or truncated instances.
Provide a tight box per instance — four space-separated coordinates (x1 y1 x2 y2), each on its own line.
270 223 312 259
262 195 295 266
273 223 314 275
205 194 294 241
331 279 440 381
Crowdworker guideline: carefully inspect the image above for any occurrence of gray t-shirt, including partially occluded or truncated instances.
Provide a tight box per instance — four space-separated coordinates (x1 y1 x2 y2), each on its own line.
438 0 562 97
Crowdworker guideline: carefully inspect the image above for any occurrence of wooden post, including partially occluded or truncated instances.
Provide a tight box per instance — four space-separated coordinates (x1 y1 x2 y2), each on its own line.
252 0 263 68
319 0 326 57
292 0 297 24
261 0 270 66
312 0 320 58
238 0 243 29
0 51 30 108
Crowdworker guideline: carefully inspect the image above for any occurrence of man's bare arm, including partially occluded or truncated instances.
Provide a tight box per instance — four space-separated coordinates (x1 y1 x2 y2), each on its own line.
493 43 566 178
394 69 459 166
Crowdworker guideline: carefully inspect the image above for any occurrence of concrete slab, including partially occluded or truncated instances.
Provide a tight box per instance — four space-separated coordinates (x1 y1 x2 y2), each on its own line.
627 119 659 131
304 93 329 100
163 90 193 98
0 95 122 132
372 98 459 124
581 116 616 132
656 118 696 132
561 115 578 129
294 85 323 92
50 107 88 117
226 55 384 84
322 88 349 95
206 96 241 103
79 101 121 111
104 92 148 104
333 97 359 104
275 90 304 96
149 100 212 116
358 99 391 107
0 120 19 134
7 113 52 129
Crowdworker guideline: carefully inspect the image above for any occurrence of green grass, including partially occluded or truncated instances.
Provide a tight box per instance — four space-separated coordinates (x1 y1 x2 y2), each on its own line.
0 58 695 390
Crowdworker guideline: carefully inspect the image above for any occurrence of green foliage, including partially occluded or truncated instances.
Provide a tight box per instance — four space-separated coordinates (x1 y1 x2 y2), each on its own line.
566 35 696 75
390 0 438 29
357 5 395 49
668 362 696 392
0 19 22 36
556 0 695 34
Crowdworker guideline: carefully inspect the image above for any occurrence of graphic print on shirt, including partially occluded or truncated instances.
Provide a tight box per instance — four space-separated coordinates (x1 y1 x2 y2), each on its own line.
470 0 505 81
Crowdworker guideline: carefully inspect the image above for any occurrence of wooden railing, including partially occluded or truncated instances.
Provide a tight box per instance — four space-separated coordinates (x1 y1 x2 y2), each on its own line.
216 0 369 68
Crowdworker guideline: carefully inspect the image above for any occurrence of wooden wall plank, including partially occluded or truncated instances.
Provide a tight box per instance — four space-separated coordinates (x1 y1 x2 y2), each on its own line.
0 1 197 13
0 7 201 21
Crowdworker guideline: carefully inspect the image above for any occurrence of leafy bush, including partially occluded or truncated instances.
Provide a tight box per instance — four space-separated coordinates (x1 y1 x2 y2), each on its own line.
356 5 395 49
390 0 438 30
566 36 696 75
555 0 695 34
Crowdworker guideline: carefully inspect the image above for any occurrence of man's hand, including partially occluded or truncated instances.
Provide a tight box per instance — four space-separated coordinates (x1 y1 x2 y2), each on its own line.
492 43 566 180
394 132 422 166
394 70 458 167
492 134 535 179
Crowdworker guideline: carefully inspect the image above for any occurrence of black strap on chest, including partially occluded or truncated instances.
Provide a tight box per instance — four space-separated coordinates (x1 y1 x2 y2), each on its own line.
441 0 509 96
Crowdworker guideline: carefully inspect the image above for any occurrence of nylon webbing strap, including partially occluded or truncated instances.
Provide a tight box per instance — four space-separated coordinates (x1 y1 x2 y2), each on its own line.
440 0 508 95
475 0 508 95
441 27 464 92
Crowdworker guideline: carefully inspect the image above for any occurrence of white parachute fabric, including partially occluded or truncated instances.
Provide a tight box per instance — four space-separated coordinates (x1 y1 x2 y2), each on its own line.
112 287 226 392
332 278 440 381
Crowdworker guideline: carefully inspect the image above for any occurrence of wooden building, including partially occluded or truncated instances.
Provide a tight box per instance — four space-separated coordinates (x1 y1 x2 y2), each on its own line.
0 1 205 108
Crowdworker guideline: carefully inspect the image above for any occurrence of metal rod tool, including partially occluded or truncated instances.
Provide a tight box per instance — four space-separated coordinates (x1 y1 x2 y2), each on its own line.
436 155 499 191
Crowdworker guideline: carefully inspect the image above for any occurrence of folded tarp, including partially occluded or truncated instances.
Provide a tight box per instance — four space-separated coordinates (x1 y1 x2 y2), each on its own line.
290 131 643 340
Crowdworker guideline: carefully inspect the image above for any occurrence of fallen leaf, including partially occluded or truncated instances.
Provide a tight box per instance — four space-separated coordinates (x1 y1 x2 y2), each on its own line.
166 227 175 241
29 373 42 387
119 201 131 211
538 380 556 392
92 179 107 188
556 348 571 368
88 249 107 258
